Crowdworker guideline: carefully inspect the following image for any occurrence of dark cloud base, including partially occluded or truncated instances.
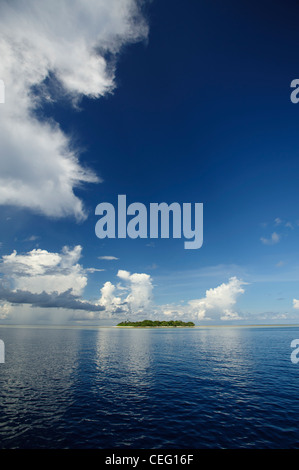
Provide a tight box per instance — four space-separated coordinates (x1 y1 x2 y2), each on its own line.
0 285 104 312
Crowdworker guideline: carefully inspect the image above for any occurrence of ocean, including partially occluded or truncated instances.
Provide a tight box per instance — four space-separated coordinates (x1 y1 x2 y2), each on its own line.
0 325 299 449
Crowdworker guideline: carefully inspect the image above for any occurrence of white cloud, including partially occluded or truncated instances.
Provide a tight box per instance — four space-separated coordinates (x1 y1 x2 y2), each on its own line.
98 273 246 323
85 268 105 273
117 269 132 281
0 0 148 219
98 256 119 260
120 271 153 312
260 232 280 245
98 270 153 316
1 245 87 295
0 247 247 324
178 276 246 321
0 248 155 320
0 245 107 319
98 281 123 314
293 299 299 309
0 302 12 320
219 310 242 321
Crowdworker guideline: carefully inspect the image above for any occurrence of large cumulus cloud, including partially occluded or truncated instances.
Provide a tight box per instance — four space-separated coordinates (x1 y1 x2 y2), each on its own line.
0 0 148 219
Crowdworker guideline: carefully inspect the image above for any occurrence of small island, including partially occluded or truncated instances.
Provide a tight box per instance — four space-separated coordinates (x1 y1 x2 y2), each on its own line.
116 319 195 328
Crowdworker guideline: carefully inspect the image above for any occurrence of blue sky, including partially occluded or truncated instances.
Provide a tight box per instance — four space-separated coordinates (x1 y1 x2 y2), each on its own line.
1 0 299 325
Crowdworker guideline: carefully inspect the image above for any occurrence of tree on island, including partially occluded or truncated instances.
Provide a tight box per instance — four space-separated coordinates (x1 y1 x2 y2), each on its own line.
116 319 195 327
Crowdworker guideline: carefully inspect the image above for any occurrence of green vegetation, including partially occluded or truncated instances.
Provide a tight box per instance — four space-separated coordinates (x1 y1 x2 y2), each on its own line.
116 319 195 327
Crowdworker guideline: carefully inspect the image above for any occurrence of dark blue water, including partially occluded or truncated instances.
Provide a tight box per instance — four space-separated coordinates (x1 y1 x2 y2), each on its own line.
0 325 299 449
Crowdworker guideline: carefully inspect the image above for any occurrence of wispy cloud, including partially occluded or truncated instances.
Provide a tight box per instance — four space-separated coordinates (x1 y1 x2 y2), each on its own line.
260 232 280 245
274 218 293 229
23 235 40 242
146 263 158 270
98 256 119 261
276 261 285 268
85 268 105 273
0 0 148 219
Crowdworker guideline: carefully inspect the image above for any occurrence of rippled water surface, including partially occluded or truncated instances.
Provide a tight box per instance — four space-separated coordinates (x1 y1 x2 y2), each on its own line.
0 325 299 448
